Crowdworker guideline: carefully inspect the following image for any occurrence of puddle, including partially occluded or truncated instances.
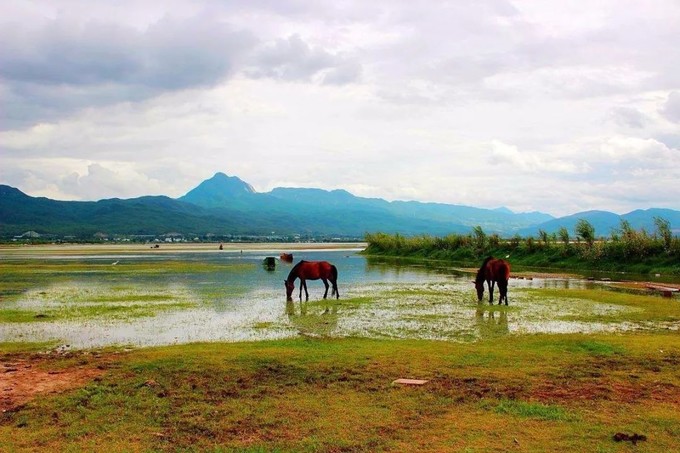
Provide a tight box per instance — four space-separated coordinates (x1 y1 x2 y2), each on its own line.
0 249 678 348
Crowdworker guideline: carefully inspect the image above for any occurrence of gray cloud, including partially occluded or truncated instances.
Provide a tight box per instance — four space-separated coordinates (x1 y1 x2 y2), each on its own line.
246 34 361 84
0 15 254 88
0 13 257 128
661 91 680 123
609 107 647 129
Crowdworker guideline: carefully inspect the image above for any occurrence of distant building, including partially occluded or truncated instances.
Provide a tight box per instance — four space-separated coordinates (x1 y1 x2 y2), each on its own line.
14 231 42 239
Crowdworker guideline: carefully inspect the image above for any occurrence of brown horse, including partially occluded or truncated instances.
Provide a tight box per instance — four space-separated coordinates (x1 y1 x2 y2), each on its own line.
285 260 339 301
474 257 510 305
280 252 294 263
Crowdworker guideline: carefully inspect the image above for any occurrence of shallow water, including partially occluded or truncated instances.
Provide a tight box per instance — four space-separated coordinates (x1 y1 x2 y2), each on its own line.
0 248 674 348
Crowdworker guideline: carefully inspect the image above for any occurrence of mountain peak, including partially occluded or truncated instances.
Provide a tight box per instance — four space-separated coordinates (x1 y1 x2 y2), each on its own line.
179 172 256 208
209 172 255 191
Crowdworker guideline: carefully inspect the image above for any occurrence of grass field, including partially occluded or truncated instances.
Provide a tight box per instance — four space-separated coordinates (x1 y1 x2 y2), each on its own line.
1 333 679 452
0 244 678 451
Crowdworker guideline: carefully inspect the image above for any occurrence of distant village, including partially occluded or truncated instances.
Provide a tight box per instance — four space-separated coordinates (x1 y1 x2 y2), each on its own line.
8 231 364 244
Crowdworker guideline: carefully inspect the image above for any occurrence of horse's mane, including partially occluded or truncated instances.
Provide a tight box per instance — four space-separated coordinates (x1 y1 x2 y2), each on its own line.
286 260 307 282
475 256 494 283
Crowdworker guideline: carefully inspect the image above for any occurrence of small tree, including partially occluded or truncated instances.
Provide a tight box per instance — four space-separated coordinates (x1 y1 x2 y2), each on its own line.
654 216 672 252
472 225 487 252
575 219 596 247
558 226 570 247
489 233 501 248
538 229 549 246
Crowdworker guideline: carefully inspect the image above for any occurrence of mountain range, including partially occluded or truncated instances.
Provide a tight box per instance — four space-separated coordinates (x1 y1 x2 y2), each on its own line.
1 172 678 239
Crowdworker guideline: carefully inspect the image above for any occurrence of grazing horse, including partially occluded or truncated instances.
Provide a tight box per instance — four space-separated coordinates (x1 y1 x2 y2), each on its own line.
285 260 339 302
474 257 510 305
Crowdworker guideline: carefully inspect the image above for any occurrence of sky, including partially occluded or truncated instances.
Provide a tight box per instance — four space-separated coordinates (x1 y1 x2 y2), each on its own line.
1 0 679 217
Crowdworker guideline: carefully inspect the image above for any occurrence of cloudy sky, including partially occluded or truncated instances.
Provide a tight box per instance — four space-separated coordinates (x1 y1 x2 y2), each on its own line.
1 0 679 216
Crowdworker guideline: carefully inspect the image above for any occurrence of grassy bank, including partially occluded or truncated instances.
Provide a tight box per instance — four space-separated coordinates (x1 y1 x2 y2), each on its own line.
1 333 679 452
363 221 680 275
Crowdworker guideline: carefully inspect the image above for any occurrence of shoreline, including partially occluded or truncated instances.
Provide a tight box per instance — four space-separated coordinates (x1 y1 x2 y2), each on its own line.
0 242 368 256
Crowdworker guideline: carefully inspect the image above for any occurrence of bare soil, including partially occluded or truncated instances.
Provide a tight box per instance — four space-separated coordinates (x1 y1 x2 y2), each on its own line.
1 352 109 412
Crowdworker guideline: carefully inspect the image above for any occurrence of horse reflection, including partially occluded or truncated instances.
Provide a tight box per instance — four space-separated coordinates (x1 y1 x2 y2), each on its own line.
285 299 339 337
475 307 509 338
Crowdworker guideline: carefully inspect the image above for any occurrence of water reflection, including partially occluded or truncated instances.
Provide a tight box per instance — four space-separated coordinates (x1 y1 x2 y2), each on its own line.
364 256 469 279
475 306 509 339
286 299 339 337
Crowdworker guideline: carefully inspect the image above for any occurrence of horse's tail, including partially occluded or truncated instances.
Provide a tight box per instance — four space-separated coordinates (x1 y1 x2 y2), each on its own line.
330 265 339 298
502 260 511 281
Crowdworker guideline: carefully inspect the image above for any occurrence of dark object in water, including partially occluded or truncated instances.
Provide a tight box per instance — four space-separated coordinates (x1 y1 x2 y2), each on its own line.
613 433 647 444
263 257 276 270
280 252 293 263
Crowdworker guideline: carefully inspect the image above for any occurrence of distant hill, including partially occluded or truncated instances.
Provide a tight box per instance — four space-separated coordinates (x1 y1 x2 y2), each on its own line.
0 184 242 237
2 172 678 239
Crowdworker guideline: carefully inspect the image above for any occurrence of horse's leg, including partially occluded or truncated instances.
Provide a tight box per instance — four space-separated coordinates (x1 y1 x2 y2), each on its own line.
334 280 339 299
495 280 502 305
303 280 309 301
488 280 495 304
322 279 329 299
298 279 304 301
502 280 509 305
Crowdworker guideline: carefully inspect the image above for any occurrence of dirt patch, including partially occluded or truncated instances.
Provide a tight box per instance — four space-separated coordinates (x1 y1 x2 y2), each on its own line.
511 271 583 279
613 281 680 291
455 267 582 280
1 354 109 412
529 379 679 404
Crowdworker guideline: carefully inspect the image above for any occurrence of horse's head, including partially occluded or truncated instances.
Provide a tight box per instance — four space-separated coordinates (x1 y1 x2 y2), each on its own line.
474 280 484 302
284 280 295 301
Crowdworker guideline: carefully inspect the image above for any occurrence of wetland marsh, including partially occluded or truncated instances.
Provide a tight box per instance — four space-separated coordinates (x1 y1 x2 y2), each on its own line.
2 244 680 451
1 243 678 349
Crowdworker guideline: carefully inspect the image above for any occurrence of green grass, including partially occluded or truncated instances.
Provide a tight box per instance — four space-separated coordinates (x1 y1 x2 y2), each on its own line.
0 295 196 323
363 231 680 276
522 288 680 324
0 259 252 323
1 333 679 451
0 341 59 354
489 399 573 421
